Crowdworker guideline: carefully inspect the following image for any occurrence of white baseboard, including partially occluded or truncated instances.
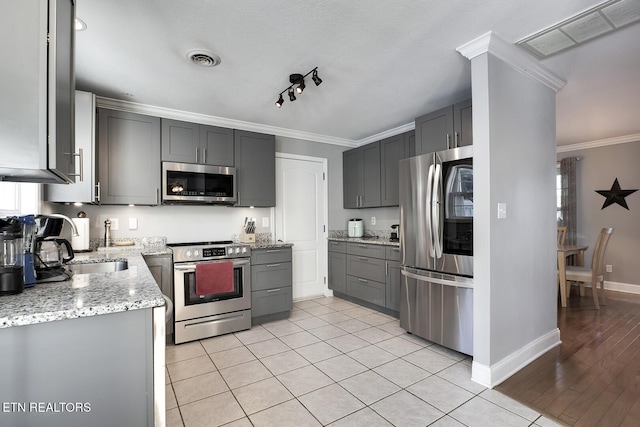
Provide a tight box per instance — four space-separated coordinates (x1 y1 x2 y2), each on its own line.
605 281 640 295
471 328 561 388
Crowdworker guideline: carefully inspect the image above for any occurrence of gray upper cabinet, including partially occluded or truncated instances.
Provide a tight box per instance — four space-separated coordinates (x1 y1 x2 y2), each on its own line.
415 99 472 155
0 0 76 183
97 109 161 205
380 131 413 206
161 119 234 166
234 130 276 207
45 91 97 203
343 141 381 208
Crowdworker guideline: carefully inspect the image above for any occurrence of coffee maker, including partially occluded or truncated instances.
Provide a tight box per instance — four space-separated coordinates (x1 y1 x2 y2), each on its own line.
0 217 24 295
33 215 77 282
390 224 400 242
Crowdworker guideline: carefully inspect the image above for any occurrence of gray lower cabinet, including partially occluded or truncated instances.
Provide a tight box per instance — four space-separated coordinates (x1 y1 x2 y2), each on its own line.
328 241 347 293
0 0 76 184
0 309 154 427
415 99 472 155
251 247 292 318
143 254 174 340
234 130 276 207
161 118 234 166
97 109 161 205
332 242 401 314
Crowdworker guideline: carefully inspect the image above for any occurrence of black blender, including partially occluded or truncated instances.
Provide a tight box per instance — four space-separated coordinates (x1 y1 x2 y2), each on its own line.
0 217 24 295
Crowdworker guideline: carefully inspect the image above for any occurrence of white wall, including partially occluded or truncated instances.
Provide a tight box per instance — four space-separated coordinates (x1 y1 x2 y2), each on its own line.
471 51 559 386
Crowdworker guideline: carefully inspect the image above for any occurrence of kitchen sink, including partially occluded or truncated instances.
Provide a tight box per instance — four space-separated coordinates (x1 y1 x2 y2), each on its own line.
67 260 128 274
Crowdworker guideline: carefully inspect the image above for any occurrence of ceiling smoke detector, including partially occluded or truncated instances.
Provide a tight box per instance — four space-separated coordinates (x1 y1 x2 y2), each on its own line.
185 49 221 67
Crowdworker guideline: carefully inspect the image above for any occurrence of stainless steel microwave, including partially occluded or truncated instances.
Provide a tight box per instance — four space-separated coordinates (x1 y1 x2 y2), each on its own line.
162 162 237 205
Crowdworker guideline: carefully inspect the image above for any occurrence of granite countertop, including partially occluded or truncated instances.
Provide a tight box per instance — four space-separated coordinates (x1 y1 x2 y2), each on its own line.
250 242 294 249
328 236 400 247
0 249 165 329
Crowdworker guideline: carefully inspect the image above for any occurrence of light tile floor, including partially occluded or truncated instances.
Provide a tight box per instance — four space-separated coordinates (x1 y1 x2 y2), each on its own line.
165 296 563 427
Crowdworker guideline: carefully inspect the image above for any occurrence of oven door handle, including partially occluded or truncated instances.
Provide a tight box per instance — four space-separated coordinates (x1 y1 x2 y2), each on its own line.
174 264 197 272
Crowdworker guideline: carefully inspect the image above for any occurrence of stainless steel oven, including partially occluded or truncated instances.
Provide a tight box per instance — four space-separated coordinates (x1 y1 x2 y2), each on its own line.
169 241 251 344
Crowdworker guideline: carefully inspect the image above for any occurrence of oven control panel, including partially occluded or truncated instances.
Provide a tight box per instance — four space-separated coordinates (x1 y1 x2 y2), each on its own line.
170 244 251 262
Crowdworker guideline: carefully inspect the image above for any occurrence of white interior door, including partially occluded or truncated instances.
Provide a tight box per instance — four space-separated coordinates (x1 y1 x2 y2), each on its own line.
275 154 327 300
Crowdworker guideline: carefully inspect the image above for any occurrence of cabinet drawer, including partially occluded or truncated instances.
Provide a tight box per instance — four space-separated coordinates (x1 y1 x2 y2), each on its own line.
328 240 347 253
347 255 385 283
252 287 292 317
251 262 292 291
346 276 385 306
251 247 292 265
347 243 386 259
385 246 401 262
328 252 346 294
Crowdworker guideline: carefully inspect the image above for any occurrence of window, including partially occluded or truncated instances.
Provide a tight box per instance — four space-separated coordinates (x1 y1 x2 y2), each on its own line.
0 182 40 216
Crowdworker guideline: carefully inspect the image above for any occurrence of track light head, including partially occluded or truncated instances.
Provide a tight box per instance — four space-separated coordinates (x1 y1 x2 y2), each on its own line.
288 87 296 102
312 69 322 86
275 94 284 108
296 78 305 94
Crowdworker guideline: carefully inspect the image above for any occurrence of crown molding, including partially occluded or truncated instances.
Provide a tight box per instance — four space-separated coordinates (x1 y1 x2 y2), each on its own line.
355 122 415 146
96 97 358 148
457 31 566 92
556 133 640 153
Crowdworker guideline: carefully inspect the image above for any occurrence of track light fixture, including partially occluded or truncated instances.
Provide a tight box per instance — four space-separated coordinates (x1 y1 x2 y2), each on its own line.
275 67 322 108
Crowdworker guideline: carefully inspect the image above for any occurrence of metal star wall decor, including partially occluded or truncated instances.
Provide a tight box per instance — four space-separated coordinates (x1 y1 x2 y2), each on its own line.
595 178 638 210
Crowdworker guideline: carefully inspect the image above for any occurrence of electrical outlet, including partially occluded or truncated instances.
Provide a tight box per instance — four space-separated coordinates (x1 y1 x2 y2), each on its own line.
371 217 376 225
109 218 119 230
497 203 507 219
606 264 613 273
262 217 269 227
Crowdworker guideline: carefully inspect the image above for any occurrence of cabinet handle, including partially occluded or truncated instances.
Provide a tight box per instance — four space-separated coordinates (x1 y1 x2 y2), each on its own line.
358 278 368 283
266 250 281 253
195 147 199 163
266 263 281 268
358 256 368 261
454 131 460 148
156 188 160 205
357 245 369 248
446 134 451 150
266 288 282 293
203 148 207 163
68 148 84 181
95 182 101 203
386 261 388 276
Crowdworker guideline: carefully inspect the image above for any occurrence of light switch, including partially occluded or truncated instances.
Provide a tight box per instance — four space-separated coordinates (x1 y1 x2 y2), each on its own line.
262 217 269 227
110 218 119 230
497 203 507 219
371 217 376 225
129 218 138 230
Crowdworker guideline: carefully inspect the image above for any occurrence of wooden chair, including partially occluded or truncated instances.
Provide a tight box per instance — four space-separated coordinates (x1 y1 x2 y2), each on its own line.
564 227 614 309
557 226 567 245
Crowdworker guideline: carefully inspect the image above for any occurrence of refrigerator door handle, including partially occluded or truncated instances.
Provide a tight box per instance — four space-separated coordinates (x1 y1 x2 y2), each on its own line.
426 164 435 258
432 163 443 258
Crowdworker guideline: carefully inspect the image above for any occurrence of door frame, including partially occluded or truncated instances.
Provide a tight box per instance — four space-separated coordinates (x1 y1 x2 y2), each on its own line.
274 152 330 299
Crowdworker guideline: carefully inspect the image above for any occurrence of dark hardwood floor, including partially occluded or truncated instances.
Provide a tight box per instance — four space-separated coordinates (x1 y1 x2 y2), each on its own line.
496 289 640 427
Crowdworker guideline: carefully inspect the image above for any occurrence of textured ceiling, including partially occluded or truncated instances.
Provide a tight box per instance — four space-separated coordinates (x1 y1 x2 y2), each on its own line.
74 0 640 146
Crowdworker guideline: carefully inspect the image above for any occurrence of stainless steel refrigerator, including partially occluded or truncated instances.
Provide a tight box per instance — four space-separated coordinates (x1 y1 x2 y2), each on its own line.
399 145 474 355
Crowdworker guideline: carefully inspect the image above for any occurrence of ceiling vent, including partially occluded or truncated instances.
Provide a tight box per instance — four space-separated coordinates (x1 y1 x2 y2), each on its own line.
517 0 640 58
185 49 221 67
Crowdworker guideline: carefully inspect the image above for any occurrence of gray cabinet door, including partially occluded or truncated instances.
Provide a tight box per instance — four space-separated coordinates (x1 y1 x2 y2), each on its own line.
98 109 161 205
251 263 293 291
343 148 363 208
45 91 96 203
251 247 292 265
161 119 200 163
328 251 346 293
415 105 454 155
143 254 174 339
234 130 276 207
406 130 416 157
346 276 386 306
0 0 75 184
347 255 386 283
200 125 234 166
386 260 401 311
361 141 381 207
380 133 408 206
453 99 473 147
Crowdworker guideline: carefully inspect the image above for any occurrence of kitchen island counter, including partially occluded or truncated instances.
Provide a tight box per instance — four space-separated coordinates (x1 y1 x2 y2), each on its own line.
0 249 165 329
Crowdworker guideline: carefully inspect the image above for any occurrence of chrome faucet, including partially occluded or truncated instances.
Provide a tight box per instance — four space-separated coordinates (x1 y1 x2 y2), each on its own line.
47 213 79 236
104 219 112 247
